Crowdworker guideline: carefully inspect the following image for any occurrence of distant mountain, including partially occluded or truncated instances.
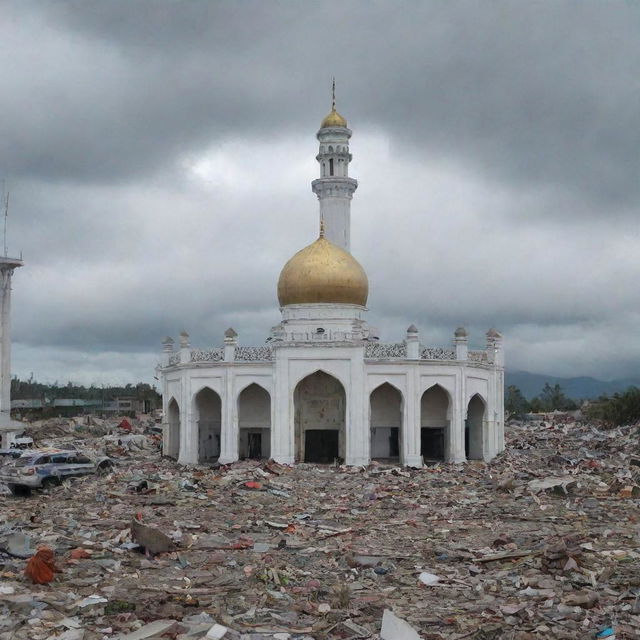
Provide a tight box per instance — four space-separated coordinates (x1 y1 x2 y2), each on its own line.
506 370 640 401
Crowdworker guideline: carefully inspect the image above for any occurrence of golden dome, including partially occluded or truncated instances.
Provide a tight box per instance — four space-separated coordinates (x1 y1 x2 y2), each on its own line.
320 108 347 128
278 232 368 307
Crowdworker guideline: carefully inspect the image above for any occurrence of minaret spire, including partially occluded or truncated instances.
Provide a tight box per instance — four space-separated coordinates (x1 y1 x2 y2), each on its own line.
312 84 358 252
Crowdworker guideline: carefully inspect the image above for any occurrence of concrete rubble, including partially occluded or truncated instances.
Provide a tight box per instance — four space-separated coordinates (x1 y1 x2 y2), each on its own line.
0 415 639 639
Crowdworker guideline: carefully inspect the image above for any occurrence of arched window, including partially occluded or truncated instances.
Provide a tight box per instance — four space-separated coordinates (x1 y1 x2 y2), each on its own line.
329 158 334 176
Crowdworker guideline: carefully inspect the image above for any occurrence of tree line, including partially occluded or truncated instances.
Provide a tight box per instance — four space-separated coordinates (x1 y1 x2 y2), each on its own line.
505 382 578 419
506 382 640 427
11 375 160 404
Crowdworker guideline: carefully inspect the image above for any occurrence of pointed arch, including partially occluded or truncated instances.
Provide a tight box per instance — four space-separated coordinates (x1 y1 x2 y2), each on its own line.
166 397 180 459
466 393 487 461
293 370 345 463
420 384 451 461
193 386 221 463
369 382 403 462
238 383 271 459
292 368 348 392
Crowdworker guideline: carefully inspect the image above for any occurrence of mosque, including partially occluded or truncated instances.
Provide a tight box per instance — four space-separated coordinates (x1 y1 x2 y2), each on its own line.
158 93 505 467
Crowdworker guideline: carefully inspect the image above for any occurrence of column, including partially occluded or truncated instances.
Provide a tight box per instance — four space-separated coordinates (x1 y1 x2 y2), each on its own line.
449 369 466 463
403 365 422 467
218 368 239 464
346 349 368 466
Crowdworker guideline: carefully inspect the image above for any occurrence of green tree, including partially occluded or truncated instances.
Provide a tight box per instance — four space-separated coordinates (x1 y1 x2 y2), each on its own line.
505 385 530 419
537 383 577 412
587 387 640 427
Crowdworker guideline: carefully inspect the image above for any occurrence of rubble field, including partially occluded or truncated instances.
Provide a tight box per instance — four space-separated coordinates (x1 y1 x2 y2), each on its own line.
1 417 639 639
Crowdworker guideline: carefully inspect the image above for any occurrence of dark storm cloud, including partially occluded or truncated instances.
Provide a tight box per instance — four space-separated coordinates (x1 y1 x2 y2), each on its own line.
2 1 640 384
4 1 640 210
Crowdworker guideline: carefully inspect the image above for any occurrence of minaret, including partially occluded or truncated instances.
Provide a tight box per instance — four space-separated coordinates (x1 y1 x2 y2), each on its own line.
311 80 358 252
0 255 23 447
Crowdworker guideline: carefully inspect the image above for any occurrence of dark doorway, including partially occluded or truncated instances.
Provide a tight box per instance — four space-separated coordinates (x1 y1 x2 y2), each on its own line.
369 383 403 462
466 394 486 460
305 430 339 463
388 427 400 457
421 427 444 460
247 433 262 459
294 371 346 463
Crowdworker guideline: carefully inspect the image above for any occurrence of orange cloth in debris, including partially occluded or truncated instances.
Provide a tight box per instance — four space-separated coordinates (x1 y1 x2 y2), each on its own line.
24 547 60 584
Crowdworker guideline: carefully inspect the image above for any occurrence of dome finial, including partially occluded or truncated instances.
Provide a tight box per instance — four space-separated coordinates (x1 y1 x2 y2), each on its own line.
320 217 325 238
320 79 347 128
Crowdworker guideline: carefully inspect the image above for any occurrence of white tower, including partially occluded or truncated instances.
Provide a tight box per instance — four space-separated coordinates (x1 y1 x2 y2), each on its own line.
311 81 358 252
0 255 23 447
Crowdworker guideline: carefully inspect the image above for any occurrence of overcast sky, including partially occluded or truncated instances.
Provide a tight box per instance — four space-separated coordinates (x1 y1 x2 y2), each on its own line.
2 0 639 386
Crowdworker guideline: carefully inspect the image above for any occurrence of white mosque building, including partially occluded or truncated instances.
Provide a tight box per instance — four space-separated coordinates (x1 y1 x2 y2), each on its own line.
158 95 505 467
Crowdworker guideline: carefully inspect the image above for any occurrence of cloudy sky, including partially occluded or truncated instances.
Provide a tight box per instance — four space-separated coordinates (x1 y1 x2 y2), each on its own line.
2 0 639 385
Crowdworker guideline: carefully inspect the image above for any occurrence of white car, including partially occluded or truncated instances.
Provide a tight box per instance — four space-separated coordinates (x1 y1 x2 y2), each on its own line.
0 448 113 495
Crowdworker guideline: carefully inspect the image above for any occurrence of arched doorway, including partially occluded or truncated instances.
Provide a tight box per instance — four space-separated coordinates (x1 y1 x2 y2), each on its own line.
238 384 271 459
194 387 221 463
466 394 486 460
369 383 402 462
166 398 180 459
294 371 346 463
420 385 450 461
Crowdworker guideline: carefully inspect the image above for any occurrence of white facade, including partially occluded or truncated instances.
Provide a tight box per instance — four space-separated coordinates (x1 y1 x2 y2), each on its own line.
0 256 24 448
159 102 505 468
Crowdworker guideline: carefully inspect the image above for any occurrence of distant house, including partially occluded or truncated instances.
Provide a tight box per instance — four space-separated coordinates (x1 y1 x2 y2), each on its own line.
11 398 45 410
101 396 155 414
52 399 99 408
11 395 156 418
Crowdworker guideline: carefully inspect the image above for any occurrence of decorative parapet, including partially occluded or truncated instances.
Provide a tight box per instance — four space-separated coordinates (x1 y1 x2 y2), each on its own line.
284 330 358 342
468 350 489 364
168 353 181 366
365 342 407 359
191 348 224 363
420 347 456 361
235 346 274 362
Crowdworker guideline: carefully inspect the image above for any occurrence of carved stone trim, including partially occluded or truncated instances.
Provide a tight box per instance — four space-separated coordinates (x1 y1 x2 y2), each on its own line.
168 353 180 366
420 347 456 361
364 343 407 359
468 350 489 363
235 346 274 362
190 348 224 363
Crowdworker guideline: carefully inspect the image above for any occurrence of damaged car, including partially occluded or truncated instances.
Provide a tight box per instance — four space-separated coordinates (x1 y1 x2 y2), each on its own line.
0 448 114 495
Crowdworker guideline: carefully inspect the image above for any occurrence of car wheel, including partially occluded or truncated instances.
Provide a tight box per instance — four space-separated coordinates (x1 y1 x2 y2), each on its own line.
41 477 61 491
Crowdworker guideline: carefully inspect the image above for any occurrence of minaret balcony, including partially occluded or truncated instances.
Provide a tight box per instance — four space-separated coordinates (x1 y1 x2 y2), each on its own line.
312 177 358 198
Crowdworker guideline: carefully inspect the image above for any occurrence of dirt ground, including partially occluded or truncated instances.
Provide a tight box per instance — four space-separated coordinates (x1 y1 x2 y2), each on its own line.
0 418 639 639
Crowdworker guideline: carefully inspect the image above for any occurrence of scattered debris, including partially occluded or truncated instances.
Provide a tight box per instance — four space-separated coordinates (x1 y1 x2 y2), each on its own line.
130 517 175 556
24 546 61 584
380 609 421 640
0 415 639 639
